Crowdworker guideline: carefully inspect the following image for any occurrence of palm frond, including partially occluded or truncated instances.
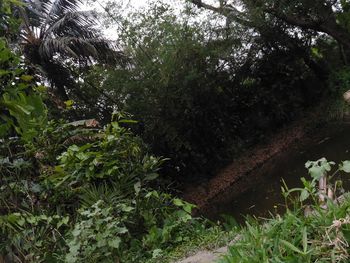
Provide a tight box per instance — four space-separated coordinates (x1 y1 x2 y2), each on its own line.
45 11 96 38
39 37 79 59
23 0 50 38
24 0 50 28
22 0 123 64
24 0 50 15
25 4 47 20
47 0 82 18
86 39 126 64
65 36 98 57
40 36 106 60
21 0 125 102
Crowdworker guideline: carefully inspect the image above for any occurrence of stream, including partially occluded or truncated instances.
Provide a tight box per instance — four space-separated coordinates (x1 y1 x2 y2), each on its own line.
203 123 350 223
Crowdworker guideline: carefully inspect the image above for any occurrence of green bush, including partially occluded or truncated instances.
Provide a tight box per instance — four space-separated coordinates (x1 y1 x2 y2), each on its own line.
0 116 201 262
0 0 47 141
0 39 47 141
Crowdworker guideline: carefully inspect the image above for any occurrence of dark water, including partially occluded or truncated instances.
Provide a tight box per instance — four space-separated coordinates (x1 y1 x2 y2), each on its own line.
204 123 350 223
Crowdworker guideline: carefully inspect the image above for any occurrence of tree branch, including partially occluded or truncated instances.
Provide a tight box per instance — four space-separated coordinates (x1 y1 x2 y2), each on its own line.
188 0 350 48
190 0 223 14
188 0 251 26
267 8 321 31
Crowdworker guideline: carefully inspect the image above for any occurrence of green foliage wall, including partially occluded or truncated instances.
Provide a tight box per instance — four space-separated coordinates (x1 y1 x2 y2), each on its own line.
0 1 47 141
90 3 327 180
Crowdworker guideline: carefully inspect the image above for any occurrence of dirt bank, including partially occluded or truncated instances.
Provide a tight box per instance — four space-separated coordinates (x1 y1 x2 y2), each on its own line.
182 107 339 213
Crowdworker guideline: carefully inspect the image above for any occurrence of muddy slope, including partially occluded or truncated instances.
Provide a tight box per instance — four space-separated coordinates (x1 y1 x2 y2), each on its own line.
182 108 333 211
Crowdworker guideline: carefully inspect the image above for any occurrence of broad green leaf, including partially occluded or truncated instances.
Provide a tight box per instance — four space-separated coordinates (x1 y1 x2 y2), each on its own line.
120 204 134 212
35 85 47 92
300 189 310 202
152 249 163 258
183 203 195 214
64 100 74 109
108 237 121 248
308 166 324 180
340 161 350 173
20 75 34 82
116 227 128 234
145 173 158 181
72 228 81 237
17 217 25 227
173 198 184 207
7 213 22 225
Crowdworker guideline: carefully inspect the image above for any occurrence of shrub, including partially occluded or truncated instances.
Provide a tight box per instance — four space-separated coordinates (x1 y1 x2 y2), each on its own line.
0 116 199 262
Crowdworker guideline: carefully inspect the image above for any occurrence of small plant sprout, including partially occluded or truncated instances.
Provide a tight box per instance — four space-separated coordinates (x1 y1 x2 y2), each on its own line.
305 158 335 207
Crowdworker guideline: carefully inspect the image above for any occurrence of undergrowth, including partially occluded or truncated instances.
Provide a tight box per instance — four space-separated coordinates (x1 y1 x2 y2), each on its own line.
143 223 234 263
220 158 350 263
0 115 230 263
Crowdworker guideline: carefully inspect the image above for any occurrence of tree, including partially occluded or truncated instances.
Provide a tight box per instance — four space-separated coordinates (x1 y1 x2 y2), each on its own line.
189 0 350 50
19 0 121 102
92 2 325 181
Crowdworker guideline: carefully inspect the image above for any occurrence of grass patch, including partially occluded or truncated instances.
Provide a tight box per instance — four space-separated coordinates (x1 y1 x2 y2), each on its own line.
134 220 236 263
220 158 350 262
220 197 350 262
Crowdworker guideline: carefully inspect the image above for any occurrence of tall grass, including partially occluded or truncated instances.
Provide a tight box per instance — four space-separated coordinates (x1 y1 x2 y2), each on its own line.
220 200 350 262
220 159 350 263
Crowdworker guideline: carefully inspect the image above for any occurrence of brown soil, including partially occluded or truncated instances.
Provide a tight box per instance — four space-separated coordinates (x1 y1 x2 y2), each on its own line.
182 108 327 212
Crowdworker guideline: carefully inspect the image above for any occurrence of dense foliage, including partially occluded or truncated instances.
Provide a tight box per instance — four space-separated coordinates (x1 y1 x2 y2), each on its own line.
1 0 350 262
0 116 204 262
0 1 205 262
0 1 46 141
73 2 331 180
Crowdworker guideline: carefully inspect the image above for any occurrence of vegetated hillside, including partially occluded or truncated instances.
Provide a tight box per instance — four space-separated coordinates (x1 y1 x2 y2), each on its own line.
1 0 350 262
71 1 348 182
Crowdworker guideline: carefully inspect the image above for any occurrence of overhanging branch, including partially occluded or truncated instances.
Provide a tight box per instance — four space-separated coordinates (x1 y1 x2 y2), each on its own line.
188 0 251 26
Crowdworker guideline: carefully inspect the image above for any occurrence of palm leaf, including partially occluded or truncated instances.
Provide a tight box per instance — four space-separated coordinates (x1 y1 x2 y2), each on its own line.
24 0 50 28
64 36 98 58
39 37 79 58
45 11 95 38
48 0 81 18
25 0 50 15
86 39 125 63
20 0 124 102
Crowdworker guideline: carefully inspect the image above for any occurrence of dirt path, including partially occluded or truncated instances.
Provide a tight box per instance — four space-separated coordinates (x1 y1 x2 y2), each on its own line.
176 238 240 263
175 247 226 263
